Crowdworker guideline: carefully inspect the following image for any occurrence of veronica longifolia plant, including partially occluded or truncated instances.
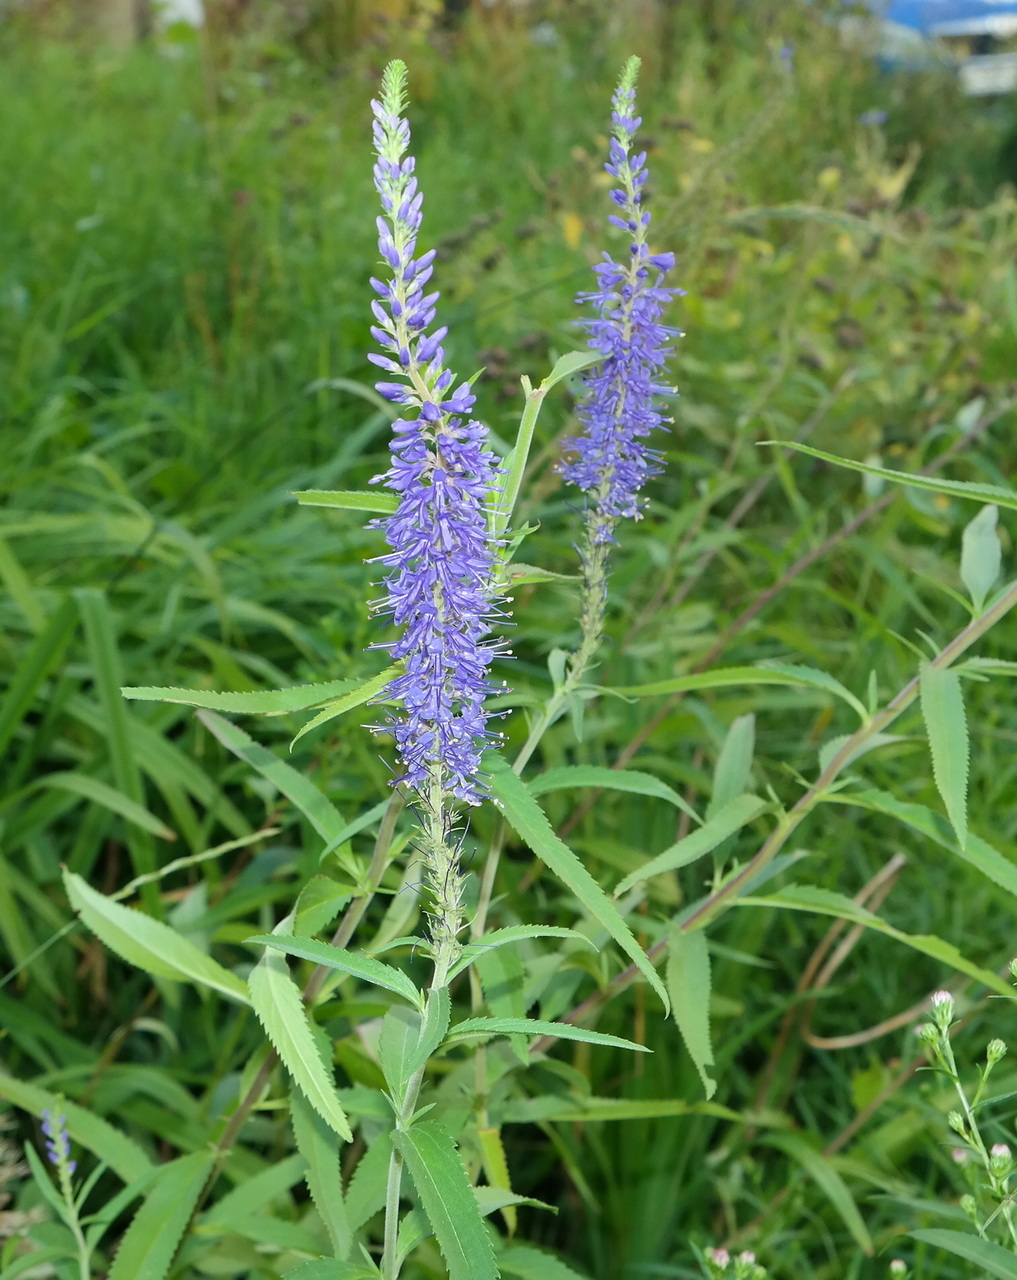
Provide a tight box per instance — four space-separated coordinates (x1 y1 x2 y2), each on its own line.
52 53 686 1280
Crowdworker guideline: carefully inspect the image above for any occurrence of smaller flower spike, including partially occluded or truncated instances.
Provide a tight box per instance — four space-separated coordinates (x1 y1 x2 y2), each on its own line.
560 55 680 544
41 1108 76 1175
367 60 504 808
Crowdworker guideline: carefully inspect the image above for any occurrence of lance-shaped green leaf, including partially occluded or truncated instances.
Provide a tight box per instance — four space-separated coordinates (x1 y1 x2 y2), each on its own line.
493 350 600 539
122 677 365 716
667 926 715 1099
487 753 669 1014
198 710 347 847
294 489 399 514
290 666 400 748
378 1006 423 1101
107 1149 216 1280
920 662 969 851
909 1230 1017 1278
613 663 868 721
528 765 701 825
498 1245 594 1280
248 932 352 1142
289 1090 352 1260
284 1263 381 1280
0 1245 67 1280
961 504 1002 612
345 1133 392 1235
36 771 176 840
761 439 1017 510
477 1126 516 1234
64 871 249 1004
404 984 451 1080
708 714 755 818
740 884 1011 996
393 1121 498 1280
448 925 594 981
448 1017 648 1052
828 789 1017 902
614 794 768 895
246 935 422 1009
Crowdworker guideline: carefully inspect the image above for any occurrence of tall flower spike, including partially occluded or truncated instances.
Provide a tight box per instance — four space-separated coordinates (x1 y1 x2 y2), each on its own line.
560 55 680 544
367 60 503 813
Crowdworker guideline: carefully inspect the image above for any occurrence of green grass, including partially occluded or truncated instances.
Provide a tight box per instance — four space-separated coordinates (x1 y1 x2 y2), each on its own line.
2 3 1017 1277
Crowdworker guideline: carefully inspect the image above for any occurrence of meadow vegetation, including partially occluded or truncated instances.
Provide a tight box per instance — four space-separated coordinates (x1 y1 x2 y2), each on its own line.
2 2 1017 1277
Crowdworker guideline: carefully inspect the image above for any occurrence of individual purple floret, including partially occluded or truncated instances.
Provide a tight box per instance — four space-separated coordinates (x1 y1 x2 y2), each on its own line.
41 1108 76 1175
367 60 502 806
560 56 680 544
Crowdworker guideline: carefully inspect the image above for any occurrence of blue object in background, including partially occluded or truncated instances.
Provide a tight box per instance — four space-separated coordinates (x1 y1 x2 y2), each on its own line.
861 0 1017 93
881 0 1017 33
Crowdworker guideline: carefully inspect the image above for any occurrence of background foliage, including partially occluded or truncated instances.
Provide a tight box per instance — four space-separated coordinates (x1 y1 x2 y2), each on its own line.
2 1 1017 1276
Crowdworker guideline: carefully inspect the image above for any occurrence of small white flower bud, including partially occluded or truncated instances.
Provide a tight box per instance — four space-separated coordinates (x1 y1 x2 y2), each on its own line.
961 1193 978 1219
738 1255 756 1265
889 1263 907 1276
707 1248 730 1268
930 990 954 1028
951 1147 969 1164
916 1023 939 1046
987 1039 1007 1065
990 1143 1013 1175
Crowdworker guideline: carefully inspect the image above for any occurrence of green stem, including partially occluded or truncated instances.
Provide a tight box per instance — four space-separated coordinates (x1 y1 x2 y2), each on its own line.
381 772 462 1279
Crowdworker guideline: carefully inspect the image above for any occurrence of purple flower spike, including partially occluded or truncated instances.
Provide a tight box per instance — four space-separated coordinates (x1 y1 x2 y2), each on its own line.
560 56 681 544
367 61 503 806
41 1108 76 1175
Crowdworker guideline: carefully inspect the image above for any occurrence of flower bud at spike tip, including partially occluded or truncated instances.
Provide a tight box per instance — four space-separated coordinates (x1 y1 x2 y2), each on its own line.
889 1263 907 1277
988 1038 1008 1065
